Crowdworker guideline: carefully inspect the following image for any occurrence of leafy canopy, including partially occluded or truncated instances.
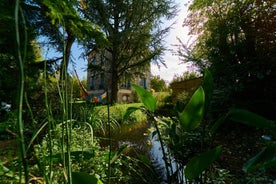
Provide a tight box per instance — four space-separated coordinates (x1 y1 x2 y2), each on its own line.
182 0 276 117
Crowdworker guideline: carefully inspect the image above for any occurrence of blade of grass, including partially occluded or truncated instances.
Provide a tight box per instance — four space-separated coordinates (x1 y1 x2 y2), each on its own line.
107 89 112 184
26 122 48 152
44 58 54 183
14 1 29 183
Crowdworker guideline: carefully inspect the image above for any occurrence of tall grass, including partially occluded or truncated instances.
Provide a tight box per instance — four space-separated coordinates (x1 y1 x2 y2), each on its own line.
10 2 153 184
13 1 75 182
107 90 112 184
14 0 28 182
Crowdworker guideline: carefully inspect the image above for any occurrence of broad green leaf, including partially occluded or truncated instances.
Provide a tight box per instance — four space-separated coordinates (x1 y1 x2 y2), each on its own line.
210 115 227 136
185 146 222 180
122 106 140 122
202 69 213 113
243 142 276 172
228 109 276 130
179 87 205 131
72 172 103 184
132 84 156 112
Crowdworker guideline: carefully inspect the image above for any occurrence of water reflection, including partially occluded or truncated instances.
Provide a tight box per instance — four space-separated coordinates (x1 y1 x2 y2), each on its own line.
150 134 167 183
99 121 167 183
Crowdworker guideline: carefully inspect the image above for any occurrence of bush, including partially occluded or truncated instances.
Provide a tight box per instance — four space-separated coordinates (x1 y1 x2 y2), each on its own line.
33 122 154 184
94 103 147 125
154 92 171 109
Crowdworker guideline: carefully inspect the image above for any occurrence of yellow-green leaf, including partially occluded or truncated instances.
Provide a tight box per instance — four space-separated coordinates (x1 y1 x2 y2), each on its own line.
72 172 103 184
132 84 156 112
179 87 205 131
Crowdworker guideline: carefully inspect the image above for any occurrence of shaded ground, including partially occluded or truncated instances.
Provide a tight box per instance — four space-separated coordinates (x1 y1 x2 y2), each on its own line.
214 122 276 182
0 139 17 163
0 111 275 183
156 104 276 182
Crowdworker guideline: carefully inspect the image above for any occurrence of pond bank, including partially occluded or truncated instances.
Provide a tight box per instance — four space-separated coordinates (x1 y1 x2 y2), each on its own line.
99 121 169 183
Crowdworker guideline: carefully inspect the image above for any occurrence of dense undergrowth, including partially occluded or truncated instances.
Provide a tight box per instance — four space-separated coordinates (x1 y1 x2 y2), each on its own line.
1 1 275 182
1 71 276 183
0 100 157 184
124 71 276 184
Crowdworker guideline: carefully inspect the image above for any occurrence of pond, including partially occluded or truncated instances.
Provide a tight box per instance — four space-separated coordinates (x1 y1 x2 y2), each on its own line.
99 121 169 183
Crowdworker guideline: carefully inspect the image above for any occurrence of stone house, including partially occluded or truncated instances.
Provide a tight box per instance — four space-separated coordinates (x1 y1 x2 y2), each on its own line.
86 49 151 103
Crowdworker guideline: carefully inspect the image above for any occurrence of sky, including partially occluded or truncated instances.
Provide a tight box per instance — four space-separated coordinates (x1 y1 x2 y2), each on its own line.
151 0 193 83
43 0 192 83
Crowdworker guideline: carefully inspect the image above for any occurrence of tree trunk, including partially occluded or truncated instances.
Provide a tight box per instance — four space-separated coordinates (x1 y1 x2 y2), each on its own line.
109 2 120 105
60 32 75 79
110 70 119 105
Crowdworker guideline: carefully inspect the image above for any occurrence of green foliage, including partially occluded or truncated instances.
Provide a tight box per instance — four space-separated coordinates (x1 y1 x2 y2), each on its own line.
0 112 17 139
154 92 171 109
202 69 214 113
175 91 190 112
0 160 20 183
34 0 107 78
72 172 103 184
34 123 144 183
170 70 222 181
178 87 205 131
122 107 140 122
171 71 201 83
243 142 276 172
82 0 177 103
110 144 128 164
42 0 106 44
183 0 276 119
123 84 172 182
125 72 223 183
228 109 276 131
212 107 276 174
92 103 146 125
0 1 43 108
184 146 222 180
151 76 167 92
1 1 156 183
132 84 156 112
0 54 18 106
176 91 189 104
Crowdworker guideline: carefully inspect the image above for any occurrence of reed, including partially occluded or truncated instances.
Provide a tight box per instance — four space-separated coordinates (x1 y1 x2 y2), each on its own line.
14 0 29 182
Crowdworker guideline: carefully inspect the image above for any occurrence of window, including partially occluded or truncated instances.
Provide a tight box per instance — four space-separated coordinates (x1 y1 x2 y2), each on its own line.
91 55 96 64
90 75 95 90
127 79 131 89
140 78 147 89
99 73 104 89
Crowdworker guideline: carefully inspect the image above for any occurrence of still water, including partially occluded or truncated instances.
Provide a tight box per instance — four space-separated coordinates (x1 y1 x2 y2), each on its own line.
100 121 168 183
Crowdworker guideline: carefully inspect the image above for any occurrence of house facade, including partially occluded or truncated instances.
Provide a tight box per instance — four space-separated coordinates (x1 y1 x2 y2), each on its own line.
86 49 151 103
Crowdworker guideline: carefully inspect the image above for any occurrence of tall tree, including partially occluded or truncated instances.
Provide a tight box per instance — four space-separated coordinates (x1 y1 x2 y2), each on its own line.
82 0 177 103
151 75 167 92
0 0 42 107
180 0 276 118
34 0 106 78
171 71 201 83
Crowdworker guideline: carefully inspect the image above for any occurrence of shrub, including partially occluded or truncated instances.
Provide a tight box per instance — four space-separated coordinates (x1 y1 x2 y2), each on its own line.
33 121 154 184
94 103 147 125
154 92 171 109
